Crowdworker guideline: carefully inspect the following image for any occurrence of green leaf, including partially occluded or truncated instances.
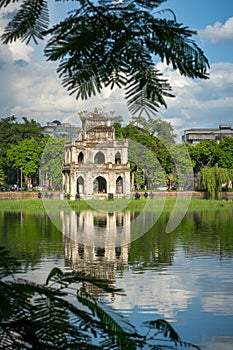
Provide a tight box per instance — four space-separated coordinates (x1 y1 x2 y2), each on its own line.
46 266 64 285
1 0 49 44
77 292 138 349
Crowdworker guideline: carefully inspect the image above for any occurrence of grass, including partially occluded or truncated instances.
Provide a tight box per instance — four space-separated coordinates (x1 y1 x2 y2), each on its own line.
0 197 232 212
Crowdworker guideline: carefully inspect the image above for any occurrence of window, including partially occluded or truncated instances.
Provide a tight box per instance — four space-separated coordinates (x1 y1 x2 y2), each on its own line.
77 176 84 194
115 151 121 164
116 176 123 194
78 152 84 163
94 151 105 164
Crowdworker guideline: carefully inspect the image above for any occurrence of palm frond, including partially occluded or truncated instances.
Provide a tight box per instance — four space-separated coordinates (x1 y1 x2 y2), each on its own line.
60 65 103 99
1 0 49 44
0 0 20 9
46 267 123 295
132 0 166 10
105 69 128 89
0 278 96 349
77 292 139 349
126 68 174 116
0 0 209 116
144 319 202 349
148 18 209 79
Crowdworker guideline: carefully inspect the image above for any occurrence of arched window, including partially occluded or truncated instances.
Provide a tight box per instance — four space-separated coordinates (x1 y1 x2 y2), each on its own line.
115 151 121 164
77 176 84 194
116 213 124 226
93 176 107 193
94 151 105 164
116 176 123 194
93 215 107 227
78 152 84 164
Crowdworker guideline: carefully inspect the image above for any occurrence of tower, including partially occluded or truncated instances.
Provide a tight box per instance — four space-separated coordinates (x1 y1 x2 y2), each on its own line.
62 109 130 199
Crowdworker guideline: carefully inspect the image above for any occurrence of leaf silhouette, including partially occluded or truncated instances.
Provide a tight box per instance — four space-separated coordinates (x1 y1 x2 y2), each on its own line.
0 246 202 349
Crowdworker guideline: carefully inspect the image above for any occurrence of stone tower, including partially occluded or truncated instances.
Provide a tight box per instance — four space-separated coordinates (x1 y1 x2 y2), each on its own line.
62 109 130 199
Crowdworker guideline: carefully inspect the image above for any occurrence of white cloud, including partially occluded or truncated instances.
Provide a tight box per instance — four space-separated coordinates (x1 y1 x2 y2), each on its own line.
0 8 233 138
198 17 233 43
157 62 233 138
1 45 232 138
8 41 34 62
113 263 196 321
1 53 233 138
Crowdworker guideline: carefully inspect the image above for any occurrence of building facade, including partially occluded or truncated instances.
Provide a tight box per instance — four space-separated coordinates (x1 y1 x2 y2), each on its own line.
62 109 131 200
43 120 80 139
182 125 233 145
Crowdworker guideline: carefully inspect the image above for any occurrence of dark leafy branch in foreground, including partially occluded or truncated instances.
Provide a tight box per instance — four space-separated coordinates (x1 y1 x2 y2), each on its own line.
0 246 201 349
0 0 209 116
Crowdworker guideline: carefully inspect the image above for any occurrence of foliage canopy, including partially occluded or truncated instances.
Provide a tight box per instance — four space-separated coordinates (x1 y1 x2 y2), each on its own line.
40 136 67 190
0 0 209 116
201 164 232 199
0 116 44 184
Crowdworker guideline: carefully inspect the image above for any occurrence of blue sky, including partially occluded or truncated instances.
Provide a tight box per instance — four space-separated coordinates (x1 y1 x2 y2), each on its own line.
166 0 233 63
0 0 233 140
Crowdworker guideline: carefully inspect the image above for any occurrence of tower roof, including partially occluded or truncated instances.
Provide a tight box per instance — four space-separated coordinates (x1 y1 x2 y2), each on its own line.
79 108 114 122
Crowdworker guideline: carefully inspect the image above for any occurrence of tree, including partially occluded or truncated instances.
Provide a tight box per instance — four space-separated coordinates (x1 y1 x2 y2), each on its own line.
128 139 166 190
0 155 5 185
215 137 233 169
7 137 47 187
115 123 171 189
187 140 217 174
129 116 177 144
200 164 232 199
40 136 67 190
134 167 145 190
1 0 209 116
114 121 194 190
168 143 194 190
0 116 43 184
0 116 43 152
186 138 233 192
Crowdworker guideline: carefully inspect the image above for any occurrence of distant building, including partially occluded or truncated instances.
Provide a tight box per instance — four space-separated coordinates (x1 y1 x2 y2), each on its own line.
43 120 80 139
182 125 233 145
62 109 131 200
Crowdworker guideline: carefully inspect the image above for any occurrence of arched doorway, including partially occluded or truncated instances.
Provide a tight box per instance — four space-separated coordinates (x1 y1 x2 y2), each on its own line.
94 176 107 193
78 152 84 164
116 176 123 194
77 176 84 194
94 151 105 164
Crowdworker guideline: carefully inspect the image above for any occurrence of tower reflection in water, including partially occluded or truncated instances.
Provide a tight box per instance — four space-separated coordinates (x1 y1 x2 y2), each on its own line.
61 210 132 297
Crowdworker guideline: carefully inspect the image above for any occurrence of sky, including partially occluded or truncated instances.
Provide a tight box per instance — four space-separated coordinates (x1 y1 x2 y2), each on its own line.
0 0 233 141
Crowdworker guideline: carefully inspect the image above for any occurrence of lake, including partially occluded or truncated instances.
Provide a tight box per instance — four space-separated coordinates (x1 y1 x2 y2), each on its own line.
0 205 233 349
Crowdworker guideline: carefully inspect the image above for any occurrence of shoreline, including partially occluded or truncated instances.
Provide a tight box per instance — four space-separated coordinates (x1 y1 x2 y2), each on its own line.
0 196 232 212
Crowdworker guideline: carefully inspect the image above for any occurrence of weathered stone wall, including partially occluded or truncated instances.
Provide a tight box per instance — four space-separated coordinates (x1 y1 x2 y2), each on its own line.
0 191 233 201
133 191 233 200
219 192 233 200
0 191 39 200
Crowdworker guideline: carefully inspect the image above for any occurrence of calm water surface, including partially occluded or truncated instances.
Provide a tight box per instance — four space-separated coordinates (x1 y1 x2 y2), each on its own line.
0 207 233 349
